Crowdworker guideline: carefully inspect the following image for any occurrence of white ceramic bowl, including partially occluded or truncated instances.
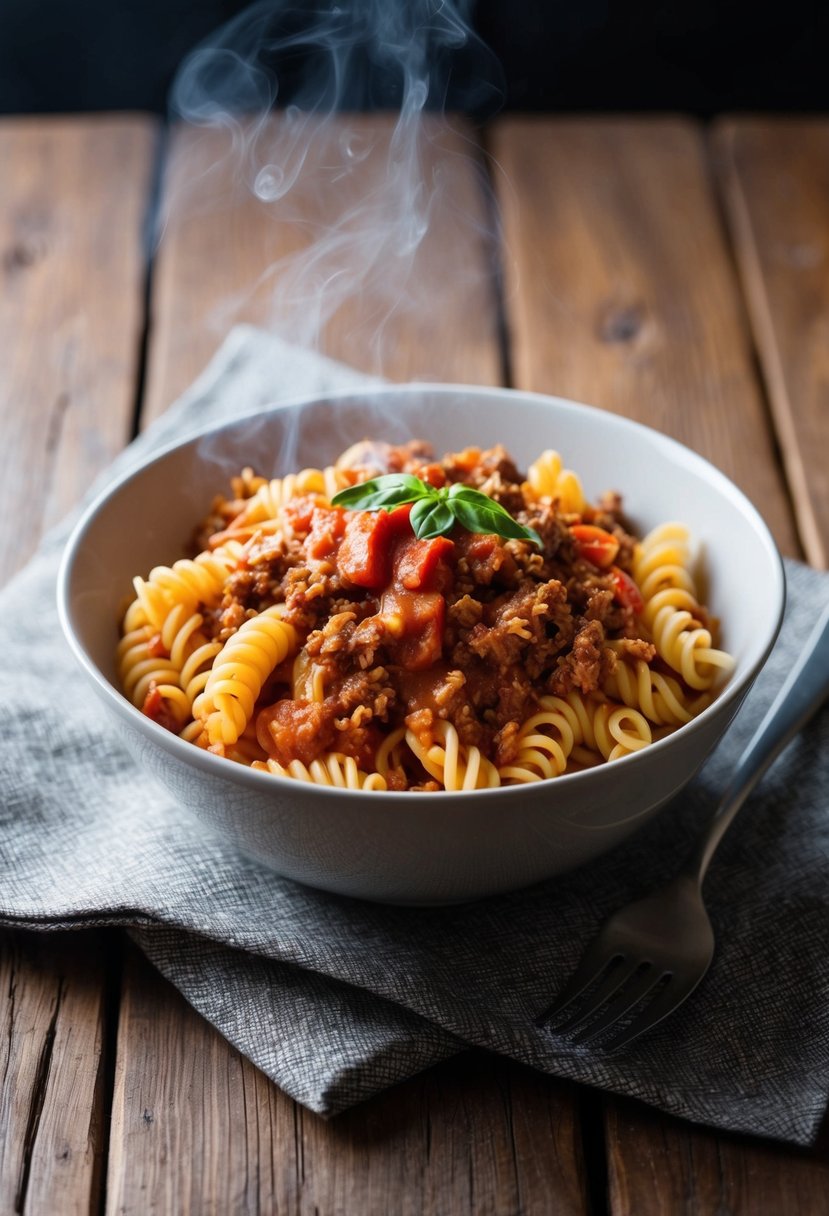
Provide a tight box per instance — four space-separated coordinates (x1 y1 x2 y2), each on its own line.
58 385 784 903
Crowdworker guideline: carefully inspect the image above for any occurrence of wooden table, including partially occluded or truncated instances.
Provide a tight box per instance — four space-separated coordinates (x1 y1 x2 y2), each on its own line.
1 112 828 1214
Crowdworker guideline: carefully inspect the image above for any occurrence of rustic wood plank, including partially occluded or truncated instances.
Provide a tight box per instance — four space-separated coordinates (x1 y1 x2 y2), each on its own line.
606 1098 829 1216
111 113 587 1214
714 118 829 569
0 114 157 583
0 114 157 1215
0 932 112 1216
143 114 501 424
109 946 586 1216
490 115 800 558
491 115 819 1214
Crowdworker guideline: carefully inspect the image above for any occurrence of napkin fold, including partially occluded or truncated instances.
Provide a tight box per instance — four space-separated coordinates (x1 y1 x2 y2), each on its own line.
2 327 828 1144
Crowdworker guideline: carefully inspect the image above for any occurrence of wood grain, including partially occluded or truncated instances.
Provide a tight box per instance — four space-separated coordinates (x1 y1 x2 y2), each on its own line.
109 946 587 1216
491 115 820 1215
0 932 112 1216
714 119 829 568
0 115 157 583
606 1099 829 1216
142 114 502 424
112 112 587 1213
0 115 157 1215
490 116 800 557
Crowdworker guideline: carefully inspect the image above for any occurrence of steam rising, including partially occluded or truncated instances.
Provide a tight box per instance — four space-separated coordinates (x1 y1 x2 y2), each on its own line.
165 0 503 374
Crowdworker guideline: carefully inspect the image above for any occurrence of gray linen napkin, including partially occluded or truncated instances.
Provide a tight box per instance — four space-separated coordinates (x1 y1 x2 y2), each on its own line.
2 326 828 1144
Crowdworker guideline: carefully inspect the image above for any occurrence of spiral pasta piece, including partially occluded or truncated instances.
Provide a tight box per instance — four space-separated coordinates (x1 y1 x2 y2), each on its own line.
375 726 408 781
117 625 181 708
291 651 327 703
406 720 501 790
498 705 576 783
117 603 224 730
603 642 703 726
123 548 238 634
232 466 348 525
194 606 299 745
253 754 388 790
633 524 734 691
538 693 652 763
524 449 586 513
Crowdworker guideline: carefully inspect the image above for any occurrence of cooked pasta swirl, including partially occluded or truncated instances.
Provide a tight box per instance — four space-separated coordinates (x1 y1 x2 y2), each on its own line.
117 625 181 709
603 642 704 726
524 449 586 513
405 720 501 790
538 694 652 763
633 524 734 691
117 603 223 729
291 650 327 703
498 704 576 783
194 606 299 745
124 551 237 634
253 754 388 790
234 466 347 525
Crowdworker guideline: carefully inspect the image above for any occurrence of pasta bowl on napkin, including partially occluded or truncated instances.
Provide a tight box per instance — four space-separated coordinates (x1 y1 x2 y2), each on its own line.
57 384 783 903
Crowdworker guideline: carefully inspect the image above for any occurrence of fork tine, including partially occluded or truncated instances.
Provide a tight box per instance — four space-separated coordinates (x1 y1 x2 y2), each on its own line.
599 968 710 1052
570 966 667 1044
554 957 647 1034
534 946 627 1028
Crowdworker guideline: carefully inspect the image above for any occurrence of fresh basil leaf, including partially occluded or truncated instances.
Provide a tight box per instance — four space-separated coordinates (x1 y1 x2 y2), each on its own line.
446 483 495 505
332 469 541 547
449 498 542 547
410 497 455 539
331 473 428 511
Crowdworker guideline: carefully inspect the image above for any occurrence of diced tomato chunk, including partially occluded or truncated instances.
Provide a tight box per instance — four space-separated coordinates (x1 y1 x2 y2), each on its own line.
395 535 454 592
337 504 413 588
385 503 415 536
337 511 393 588
570 524 620 568
306 506 346 559
609 565 645 613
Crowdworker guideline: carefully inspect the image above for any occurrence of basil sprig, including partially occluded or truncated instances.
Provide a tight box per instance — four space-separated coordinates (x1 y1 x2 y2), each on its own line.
331 474 542 546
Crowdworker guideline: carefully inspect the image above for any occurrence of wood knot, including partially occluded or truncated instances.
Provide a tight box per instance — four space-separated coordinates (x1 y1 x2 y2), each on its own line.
142 1108 154 1125
3 240 41 272
598 302 646 344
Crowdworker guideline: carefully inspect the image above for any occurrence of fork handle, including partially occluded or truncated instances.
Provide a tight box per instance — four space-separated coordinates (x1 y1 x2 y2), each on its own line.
686 596 829 884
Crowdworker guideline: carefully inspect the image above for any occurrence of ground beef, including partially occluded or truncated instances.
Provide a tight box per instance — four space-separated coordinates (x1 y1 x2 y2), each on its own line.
549 619 614 696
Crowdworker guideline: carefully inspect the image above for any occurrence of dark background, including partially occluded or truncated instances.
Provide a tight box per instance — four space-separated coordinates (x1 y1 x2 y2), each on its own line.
1 0 827 116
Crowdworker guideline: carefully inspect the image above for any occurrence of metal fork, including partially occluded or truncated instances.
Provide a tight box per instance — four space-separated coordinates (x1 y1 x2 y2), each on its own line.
536 597 829 1052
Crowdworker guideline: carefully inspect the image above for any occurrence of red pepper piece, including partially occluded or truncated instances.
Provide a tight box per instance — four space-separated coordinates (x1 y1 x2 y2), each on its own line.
570 523 620 568
395 534 455 591
609 565 645 613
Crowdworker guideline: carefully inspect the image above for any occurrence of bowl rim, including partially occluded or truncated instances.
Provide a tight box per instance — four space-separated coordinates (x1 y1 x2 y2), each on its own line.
57 381 787 805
